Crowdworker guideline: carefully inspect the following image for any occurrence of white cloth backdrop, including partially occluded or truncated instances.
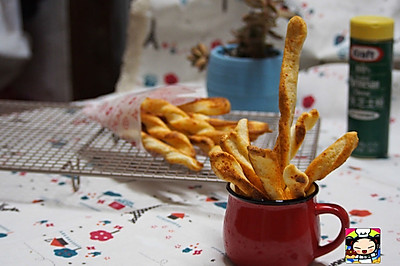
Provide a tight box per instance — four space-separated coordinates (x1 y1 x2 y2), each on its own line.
116 0 400 92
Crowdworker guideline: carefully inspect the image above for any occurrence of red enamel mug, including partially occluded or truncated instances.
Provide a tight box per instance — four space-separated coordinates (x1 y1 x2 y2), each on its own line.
223 183 349 266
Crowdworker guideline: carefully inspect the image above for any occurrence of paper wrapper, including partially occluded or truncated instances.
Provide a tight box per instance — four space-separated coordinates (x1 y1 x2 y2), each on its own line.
82 85 201 148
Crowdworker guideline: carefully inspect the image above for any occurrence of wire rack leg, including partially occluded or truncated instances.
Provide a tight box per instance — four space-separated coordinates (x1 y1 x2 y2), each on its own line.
71 175 80 192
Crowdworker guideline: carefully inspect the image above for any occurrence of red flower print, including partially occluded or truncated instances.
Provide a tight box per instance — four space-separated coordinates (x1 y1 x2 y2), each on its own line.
302 95 315 108
109 201 125 210
349 209 372 217
122 116 129 130
193 249 203 255
164 73 179 85
105 106 113 116
90 230 114 241
128 96 137 105
131 109 139 120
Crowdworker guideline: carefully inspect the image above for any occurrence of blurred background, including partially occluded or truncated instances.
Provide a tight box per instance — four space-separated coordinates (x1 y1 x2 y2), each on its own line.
1 0 399 102
0 0 130 101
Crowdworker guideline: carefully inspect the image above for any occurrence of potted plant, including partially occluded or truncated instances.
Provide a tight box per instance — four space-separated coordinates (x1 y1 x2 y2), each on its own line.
188 0 290 112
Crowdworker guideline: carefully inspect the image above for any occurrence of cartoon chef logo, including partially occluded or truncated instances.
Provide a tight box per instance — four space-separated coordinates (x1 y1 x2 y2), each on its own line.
345 228 381 264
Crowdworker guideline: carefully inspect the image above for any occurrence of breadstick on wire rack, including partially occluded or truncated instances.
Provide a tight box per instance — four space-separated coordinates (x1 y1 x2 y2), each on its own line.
178 97 231 115
188 113 272 141
141 131 203 171
141 98 218 139
139 97 272 170
188 135 215 154
141 113 196 158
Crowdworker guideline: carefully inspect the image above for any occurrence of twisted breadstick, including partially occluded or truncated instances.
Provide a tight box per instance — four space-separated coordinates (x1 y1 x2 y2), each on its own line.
178 97 231 115
141 132 203 171
141 98 220 142
140 97 272 172
141 113 196 158
188 135 215 154
188 113 272 141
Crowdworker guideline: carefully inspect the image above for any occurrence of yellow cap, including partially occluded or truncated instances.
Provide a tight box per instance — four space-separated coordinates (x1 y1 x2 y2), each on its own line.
351 16 394 41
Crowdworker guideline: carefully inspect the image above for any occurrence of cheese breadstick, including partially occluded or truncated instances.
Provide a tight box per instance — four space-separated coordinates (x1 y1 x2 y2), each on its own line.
274 16 307 172
305 131 359 191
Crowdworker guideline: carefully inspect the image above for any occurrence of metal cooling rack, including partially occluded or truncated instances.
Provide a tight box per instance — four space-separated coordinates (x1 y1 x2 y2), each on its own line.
0 100 320 190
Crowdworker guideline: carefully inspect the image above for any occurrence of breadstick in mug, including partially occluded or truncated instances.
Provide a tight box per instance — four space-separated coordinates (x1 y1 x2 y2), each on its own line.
305 131 359 191
289 109 319 160
274 16 308 172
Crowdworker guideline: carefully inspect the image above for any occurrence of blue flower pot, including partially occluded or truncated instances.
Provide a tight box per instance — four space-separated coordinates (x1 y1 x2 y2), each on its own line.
206 45 282 112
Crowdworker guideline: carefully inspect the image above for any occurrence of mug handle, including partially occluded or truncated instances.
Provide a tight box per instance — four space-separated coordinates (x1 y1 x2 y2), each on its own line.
314 203 350 258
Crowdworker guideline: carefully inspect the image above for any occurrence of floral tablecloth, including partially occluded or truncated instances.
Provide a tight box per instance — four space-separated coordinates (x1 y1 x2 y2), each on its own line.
1 63 400 265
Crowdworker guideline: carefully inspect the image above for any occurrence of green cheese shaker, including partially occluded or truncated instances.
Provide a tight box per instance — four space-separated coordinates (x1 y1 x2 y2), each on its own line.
348 16 394 158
